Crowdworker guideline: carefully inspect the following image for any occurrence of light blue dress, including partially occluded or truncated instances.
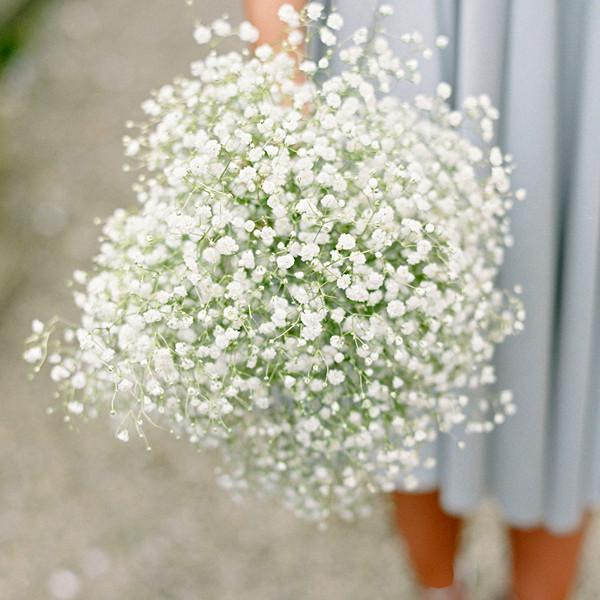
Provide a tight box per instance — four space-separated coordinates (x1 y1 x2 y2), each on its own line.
319 0 600 533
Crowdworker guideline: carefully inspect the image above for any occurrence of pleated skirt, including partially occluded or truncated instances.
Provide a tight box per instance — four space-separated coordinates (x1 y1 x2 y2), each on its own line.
321 0 600 533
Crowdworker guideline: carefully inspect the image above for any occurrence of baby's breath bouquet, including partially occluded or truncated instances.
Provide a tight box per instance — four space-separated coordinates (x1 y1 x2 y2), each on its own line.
25 4 524 522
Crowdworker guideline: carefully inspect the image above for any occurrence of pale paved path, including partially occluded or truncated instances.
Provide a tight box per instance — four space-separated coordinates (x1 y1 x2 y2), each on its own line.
0 1 598 598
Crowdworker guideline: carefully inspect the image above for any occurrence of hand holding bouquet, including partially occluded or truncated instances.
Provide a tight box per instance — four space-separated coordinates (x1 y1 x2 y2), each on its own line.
24 3 524 522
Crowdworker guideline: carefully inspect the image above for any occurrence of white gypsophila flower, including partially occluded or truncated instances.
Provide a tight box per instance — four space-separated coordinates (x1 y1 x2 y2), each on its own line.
277 4 301 28
352 27 369 45
255 44 273 61
515 188 527 201
212 18 232 37
300 60 317 74
326 92 342 108
117 429 129 442
238 21 259 43
336 233 356 250
436 82 452 100
215 236 239 255
26 11 524 525
327 369 345 385
288 29 304 47
23 346 43 364
435 35 449 48
319 27 337 47
326 13 344 31
387 300 406 318
276 254 295 270
306 2 324 20
193 25 212 45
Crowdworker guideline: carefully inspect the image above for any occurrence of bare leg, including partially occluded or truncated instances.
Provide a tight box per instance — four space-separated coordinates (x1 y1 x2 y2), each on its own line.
509 515 589 600
391 491 463 591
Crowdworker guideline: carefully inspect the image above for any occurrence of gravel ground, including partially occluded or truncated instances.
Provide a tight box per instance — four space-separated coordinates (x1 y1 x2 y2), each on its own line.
0 1 598 598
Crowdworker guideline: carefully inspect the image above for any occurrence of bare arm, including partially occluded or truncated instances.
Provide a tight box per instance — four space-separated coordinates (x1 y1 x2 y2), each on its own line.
243 0 307 47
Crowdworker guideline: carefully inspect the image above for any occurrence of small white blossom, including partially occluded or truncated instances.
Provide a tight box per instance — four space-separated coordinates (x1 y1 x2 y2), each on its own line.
23 346 43 364
118 379 133 393
212 18 232 37
300 60 317 74
327 309 344 325
215 236 239 255
345 284 369 302
436 82 452 100
326 93 342 109
70 372 86 390
319 27 337 47
337 275 351 290
239 250 255 269
326 13 344 31
387 300 406 318
73 270 87 284
202 247 220 264
50 365 70 382
288 30 304 47
278 4 300 27
238 21 259 43
327 369 345 385
353 27 368 45
490 147 503 166
276 254 294 270
117 429 130 442
336 233 356 250
435 35 449 48
193 25 212 45
255 44 273 61
305 2 324 20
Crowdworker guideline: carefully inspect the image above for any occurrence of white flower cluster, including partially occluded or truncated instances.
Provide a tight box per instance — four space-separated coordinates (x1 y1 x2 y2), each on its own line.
25 5 524 522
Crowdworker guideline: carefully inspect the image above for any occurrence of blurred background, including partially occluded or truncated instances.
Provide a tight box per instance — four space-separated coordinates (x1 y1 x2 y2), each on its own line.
0 1 598 598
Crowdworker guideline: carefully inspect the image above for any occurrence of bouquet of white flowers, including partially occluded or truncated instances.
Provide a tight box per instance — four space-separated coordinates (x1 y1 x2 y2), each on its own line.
25 3 524 522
